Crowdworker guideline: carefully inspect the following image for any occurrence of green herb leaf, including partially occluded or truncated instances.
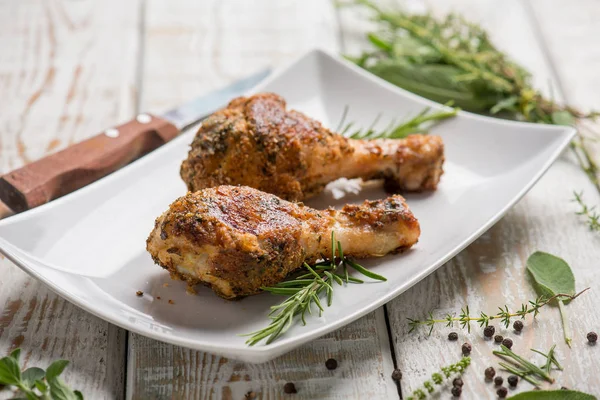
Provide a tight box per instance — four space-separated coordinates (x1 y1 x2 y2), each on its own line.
35 379 49 393
526 251 576 347
46 360 70 381
526 251 576 300
10 348 21 362
508 390 596 400
48 377 81 400
74 390 84 400
22 367 45 389
0 355 22 385
551 110 576 126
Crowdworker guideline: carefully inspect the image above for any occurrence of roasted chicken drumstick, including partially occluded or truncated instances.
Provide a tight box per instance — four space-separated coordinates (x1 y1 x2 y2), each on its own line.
180 93 444 201
147 185 420 299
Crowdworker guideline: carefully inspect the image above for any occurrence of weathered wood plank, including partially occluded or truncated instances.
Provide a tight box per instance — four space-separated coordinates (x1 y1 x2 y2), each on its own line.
128 1 397 399
336 0 600 397
0 0 141 397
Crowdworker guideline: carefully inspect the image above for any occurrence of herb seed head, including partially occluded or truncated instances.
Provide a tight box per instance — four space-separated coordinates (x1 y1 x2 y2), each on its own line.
453 377 464 387
325 358 338 370
501 338 513 349
284 382 297 394
391 369 402 381
494 335 503 343
461 342 472 355
483 325 495 338
494 376 503 386
497 387 508 398
587 331 598 343
513 320 524 332
448 332 458 341
451 385 462 397
507 375 518 387
485 367 496 380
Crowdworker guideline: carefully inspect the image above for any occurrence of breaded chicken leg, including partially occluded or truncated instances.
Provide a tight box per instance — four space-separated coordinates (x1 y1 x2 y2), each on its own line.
147 185 420 299
180 93 444 201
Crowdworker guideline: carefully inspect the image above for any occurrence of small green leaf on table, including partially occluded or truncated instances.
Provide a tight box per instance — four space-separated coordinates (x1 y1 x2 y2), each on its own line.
0 355 22 386
526 251 576 347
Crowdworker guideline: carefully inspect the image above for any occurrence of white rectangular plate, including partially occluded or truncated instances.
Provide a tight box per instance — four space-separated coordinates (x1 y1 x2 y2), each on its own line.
0 50 575 363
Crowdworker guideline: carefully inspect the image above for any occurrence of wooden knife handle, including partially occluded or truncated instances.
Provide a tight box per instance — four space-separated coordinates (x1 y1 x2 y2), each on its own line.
0 114 179 213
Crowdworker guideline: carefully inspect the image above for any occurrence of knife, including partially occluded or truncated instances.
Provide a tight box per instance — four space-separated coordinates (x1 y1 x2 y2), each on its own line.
0 69 270 215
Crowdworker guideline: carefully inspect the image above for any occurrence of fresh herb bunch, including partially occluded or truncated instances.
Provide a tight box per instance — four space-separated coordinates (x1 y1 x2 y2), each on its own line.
244 232 386 346
405 356 471 400
573 191 600 231
493 345 561 387
407 289 588 335
345 0 599 189
0 348 83 400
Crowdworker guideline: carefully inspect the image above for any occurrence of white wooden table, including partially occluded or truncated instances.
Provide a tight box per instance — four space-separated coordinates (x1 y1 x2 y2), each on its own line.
1 1 600 398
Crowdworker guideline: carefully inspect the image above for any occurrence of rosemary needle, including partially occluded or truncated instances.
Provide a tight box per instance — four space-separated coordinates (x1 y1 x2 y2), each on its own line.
243 232 387 346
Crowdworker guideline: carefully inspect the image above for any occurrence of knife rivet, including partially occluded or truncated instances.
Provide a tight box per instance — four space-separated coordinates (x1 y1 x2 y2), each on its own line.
136 113 152 124
104 128 119 138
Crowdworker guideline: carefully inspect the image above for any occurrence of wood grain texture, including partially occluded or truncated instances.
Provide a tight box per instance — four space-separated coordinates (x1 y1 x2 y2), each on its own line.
127 1 398 399
0 0 143 397
336 0 600 397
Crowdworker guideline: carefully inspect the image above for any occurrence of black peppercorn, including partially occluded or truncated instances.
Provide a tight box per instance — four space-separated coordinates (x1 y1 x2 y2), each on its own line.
485 367 496 380
502 338 513 349
484 325 495 338
462 342 472 355
325 358 338 370
507 375 518 387
448 332 459 341
497 387 508 398
587 331 598 343
494 335 503 343
284 382 297 394
451 385 462 397
453 377 464 387
391 369 402 381
494 376 503 386
513 320 524 332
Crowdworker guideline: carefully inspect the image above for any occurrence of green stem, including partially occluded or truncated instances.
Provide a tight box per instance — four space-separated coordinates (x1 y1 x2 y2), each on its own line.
558 300 572 348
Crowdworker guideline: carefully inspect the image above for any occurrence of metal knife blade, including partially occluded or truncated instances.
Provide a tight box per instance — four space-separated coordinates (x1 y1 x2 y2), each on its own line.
162 68 271 131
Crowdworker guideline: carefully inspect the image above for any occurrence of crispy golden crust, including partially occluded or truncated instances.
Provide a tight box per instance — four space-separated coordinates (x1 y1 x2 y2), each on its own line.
147 186 420 299
180 93 444 201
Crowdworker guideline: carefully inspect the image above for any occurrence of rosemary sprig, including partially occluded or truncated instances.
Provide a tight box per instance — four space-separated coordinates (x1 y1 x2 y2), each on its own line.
407 288 589 334
405 356 471 400
493 345 560 387
244 232 386 346
572 190 600 231
337 104 458 140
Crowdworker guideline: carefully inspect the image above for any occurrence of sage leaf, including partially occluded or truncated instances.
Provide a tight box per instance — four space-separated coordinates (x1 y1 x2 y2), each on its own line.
46 360 69 381
509 390 596 400
0 355 22 385
526 251 576 347
22 367 45 389
551 110 576 126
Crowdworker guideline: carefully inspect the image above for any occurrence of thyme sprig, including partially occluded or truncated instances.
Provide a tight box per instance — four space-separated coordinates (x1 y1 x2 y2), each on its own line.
407 288 589 335
244 232 386 346
336 104 458 140
572 191 600 231
493 345 562 387
405 356 471 400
